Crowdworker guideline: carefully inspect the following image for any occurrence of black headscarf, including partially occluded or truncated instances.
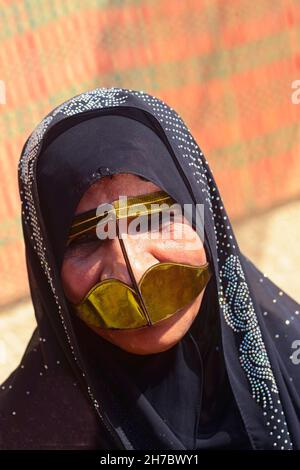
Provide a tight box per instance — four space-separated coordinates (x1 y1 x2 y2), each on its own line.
0 88 299 450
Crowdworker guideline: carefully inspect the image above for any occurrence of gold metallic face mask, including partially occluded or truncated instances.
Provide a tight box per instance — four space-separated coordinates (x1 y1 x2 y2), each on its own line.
68 191 212 330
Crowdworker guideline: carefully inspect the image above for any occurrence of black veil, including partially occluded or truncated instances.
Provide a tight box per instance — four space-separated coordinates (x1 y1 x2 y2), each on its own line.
0 88 299 450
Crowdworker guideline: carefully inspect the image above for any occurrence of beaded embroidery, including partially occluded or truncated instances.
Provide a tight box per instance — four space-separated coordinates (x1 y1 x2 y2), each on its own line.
18 87 293 449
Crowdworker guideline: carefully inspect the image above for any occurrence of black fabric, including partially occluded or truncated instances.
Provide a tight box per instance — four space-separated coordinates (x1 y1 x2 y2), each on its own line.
0 88 299 450
37 110 201 270
70 278 251 450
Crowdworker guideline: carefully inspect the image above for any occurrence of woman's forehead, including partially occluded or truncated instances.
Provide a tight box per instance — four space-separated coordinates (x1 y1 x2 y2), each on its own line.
75 173 162 215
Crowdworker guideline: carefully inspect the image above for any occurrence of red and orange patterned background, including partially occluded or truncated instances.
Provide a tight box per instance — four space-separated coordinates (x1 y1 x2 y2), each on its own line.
0 0 300 306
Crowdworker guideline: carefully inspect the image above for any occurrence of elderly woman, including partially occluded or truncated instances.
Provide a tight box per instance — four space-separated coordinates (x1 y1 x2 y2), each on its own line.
0 88 299 450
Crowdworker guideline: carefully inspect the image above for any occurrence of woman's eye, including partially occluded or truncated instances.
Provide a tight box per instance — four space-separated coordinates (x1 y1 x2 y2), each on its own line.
69 230 100 248
68 213 178 248
144 212 176 233
158 212 176 229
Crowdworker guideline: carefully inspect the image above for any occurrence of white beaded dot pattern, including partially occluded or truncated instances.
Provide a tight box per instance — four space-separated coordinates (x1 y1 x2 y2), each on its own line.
18 87 293 450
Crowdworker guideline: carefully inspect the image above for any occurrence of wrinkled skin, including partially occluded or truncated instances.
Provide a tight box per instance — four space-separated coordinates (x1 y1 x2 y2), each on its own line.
61 173 208 355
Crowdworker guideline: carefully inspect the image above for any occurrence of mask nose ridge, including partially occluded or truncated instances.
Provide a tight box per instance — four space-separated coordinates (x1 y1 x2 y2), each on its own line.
118 234 160 285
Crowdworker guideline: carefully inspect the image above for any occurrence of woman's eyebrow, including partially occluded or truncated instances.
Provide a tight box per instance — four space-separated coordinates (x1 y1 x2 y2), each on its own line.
74 190 173 219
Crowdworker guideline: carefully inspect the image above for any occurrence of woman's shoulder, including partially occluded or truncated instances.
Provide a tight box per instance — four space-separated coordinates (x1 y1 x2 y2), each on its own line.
0 347 108 450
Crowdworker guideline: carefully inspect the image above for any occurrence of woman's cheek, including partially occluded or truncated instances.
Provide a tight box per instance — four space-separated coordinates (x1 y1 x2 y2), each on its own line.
61 256 96 304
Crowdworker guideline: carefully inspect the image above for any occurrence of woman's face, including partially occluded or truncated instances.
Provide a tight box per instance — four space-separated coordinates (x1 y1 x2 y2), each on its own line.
61 173 208 355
